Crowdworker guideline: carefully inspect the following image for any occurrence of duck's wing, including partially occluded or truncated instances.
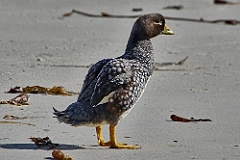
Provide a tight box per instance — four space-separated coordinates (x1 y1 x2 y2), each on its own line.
77 58 113 102
90 59 132 106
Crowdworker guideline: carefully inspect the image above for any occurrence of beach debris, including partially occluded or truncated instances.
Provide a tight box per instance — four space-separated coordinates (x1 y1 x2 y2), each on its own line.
0 93 30 106
214 0 240 5
63 10 139 18
3 114 45 120
0 121 36 126
61 9 240 25
132 8 143 12
170 114 212 122
29 136 59 150
5 86 23 93
124 136 132 139
49 64 91 68
170 114 191 122
9 93 30 105
52 150 65 160
52 150 74 160
165 17 240 26
153 56 192 71
163 5 184 10
155 56 188 67
3 115 27 120
6 86 78 96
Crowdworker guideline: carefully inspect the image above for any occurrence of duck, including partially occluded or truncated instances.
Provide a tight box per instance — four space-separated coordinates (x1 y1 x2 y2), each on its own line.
53 13 174 149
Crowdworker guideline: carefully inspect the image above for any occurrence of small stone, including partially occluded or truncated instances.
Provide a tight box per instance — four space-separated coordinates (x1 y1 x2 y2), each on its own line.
37 57 45 62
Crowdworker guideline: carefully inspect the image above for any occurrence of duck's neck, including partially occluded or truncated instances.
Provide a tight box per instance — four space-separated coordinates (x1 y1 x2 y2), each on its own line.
122 32 155 65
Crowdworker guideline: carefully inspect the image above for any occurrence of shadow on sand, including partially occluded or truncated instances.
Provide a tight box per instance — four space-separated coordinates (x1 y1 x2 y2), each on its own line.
0 143 86 150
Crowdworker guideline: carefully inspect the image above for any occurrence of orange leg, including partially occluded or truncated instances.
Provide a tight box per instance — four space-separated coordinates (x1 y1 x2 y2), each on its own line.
109 125 140 149
96 126 110 146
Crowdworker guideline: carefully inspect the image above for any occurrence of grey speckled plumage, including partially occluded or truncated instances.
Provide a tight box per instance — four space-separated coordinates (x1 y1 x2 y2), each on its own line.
53 13 174 149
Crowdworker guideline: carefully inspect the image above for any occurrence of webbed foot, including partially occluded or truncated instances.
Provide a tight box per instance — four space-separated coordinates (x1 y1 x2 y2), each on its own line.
95 125 140 149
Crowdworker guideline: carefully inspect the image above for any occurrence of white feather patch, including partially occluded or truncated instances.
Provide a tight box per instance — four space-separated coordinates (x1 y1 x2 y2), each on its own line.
97 91 115 105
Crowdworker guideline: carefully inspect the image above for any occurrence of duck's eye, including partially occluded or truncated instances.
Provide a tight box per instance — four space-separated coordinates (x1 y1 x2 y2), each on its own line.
154 21 163 26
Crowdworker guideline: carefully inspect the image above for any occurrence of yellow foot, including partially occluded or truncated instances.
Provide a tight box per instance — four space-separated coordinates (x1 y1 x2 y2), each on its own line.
110 143 140 149
96 125 141 149
109 125 140 149
99 141 128 147
98 140 110 146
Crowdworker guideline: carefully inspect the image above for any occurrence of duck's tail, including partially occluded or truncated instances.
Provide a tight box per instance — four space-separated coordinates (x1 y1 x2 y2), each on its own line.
53 101 108 127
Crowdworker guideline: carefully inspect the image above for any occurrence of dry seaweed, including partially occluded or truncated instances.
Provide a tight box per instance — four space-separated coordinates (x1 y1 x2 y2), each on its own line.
3 115 27 120
6 86 78 96
6 86 23 93
170 114 212 122
62 10 240 26
29 136 59 150
0 93 30 106
214 0 240 5
132 8 143 12
0 121 36 126
163 5 184 10
3 114 45 120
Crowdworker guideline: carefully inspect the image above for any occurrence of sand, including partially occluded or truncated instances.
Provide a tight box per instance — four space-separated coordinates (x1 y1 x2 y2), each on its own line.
1 0 240 159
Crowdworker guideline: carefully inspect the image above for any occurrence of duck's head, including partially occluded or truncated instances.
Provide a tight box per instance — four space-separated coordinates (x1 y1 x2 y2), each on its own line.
132 13 174 40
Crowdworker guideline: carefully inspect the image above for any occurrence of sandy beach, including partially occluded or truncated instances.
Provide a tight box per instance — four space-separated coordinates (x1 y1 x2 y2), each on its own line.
1 0 240 159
